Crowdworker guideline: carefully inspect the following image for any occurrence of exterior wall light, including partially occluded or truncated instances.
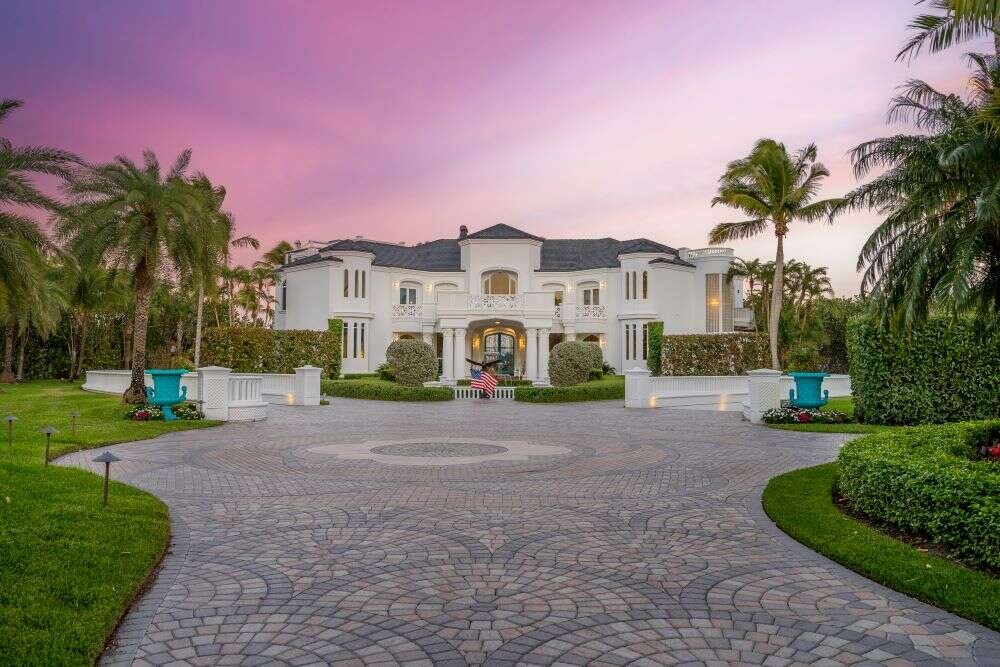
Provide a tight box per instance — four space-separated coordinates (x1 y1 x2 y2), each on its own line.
5 415 15 449
69 411 81 437
40 426 57 465
93 451 121 506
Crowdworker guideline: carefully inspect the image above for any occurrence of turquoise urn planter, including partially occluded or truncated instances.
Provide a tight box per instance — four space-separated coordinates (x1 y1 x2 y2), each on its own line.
145 369 188 421
787 371 829 409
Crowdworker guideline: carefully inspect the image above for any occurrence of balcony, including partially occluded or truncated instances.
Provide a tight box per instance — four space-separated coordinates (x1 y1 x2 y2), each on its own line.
468 294 523 311
575 304 607 319
435 291 555 318
682 247 734 260
391 303 436 320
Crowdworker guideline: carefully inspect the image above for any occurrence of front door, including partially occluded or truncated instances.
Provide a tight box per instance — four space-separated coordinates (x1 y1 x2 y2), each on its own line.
483 332 515 377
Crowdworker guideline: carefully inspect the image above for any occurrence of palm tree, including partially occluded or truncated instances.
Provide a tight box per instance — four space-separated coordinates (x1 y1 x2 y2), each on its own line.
64 258 108 379
838 53 1000 325
0 99 76 381
58 149 201 402
182 174 233 368
898 0 1000 61
708 139 842 369
222 235 259 324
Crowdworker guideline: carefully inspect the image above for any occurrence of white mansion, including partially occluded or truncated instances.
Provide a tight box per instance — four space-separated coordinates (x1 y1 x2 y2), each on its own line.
274 223 748 382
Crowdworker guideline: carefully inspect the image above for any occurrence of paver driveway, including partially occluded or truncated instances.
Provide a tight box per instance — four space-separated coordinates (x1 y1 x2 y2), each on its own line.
60 399 1000 666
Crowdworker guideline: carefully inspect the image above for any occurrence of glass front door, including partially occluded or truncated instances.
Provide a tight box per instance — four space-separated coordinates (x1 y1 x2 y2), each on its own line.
483 332 515 377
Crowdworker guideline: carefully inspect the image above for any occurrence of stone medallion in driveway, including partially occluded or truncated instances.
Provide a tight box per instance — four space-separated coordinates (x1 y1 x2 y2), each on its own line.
59 400 1000 666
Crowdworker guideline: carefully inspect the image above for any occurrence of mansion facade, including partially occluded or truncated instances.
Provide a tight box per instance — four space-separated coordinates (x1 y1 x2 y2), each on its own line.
274 223 748 382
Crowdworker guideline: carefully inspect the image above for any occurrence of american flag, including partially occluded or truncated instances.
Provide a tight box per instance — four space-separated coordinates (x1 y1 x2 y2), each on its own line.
470 368 498 397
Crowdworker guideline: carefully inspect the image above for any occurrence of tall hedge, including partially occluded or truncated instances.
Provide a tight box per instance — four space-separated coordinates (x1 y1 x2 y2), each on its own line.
201 325 342 378
660 332 770 376
549 341 601 386
646 321 663 375
847 316 1000 425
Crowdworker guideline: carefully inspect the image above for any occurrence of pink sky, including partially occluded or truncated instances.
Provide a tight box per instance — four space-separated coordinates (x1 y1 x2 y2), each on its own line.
2 0 986 294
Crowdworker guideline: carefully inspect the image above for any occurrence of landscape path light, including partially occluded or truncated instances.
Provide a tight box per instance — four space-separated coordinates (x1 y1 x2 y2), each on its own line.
92 451 121 507
40 426 57 465
69 411 81 437
5 415 15 449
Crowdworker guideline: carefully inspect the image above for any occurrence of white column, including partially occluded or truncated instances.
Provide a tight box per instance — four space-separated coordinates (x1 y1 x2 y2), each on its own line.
537 328 551 384
453 327 467 380
441 328 454 383
744 368 782 423
293 365 321 406
422 327 434 346
624 367 652 408
197 366 231 420
525 327 538 380
564 329 576 342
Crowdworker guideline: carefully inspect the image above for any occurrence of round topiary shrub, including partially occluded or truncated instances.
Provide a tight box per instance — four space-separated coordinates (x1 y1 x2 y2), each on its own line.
549 341 602 386
386 339 438 386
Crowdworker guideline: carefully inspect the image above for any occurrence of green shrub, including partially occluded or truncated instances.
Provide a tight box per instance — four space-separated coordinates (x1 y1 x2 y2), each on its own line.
385 339 438 386
646 321 663 375
838 421 1000 570
515 376 625 403
660 332 770 375
549 341 602 386
201 325 341 378
847 316 1000 424
458 378 532 387
376 362 395 381
784 341 822 372
321 378 453 401
342 373 379 380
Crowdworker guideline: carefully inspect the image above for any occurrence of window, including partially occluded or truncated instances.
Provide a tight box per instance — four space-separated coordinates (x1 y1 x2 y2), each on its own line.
553 290 563 306
642 323 648 361
399 286 417 304
280 280 287 310
632 271 637 299
624 324 630 359
642 271 648 299
354 269 359 298
706 274 722 332
352 322 358 358
342 322 348 358
482 270 517 295
343 269 349 298
582 286 599 306
359 322 366 358
361 270 366 298
625 274 630 300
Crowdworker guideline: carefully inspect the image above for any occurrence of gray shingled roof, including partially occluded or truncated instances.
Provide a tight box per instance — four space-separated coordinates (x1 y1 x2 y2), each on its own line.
282 225 693 271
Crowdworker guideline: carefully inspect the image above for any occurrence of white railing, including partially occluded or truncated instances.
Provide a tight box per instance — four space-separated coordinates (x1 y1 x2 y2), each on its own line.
734 307 754 327
553 305 562 319
262 373 296 403
575 304 607 319
469 294 523 311
683 247 734 259
392 303 420 318
453 385 516 400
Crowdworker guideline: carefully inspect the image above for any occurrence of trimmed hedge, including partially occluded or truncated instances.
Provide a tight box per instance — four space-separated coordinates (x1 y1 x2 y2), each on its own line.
386 339 438 386
515 376 625 403
549 341 603 386
321 378 453 401
847 316 1000 425
201 325 341 378
458 378 533 387
660 332 769 376
838 421 1000 570
646 321 663 375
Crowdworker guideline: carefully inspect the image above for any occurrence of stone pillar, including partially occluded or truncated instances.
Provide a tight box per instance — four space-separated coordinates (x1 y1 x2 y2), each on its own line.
421 327 434 346
525 328 538 380
198 366 231 420
744 368 782 423
293 365 321 406
441 328 454 384
564 329 576 342
453 328 467 380
537 328 551 385
624 367 651 409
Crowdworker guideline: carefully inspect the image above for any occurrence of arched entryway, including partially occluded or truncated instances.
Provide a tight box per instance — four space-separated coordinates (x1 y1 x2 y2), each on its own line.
483 331 516 376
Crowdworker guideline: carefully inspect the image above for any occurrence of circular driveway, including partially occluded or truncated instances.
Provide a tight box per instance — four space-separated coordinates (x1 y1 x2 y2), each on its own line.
60 399 1000 666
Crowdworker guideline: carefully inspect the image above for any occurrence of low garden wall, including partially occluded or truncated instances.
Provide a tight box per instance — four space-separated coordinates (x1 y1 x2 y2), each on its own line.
838 421 1000 570
848 315 1000 425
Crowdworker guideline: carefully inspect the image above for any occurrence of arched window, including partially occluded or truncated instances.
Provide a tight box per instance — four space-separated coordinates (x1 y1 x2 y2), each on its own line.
541 282 564 306
354 269 359 298
625 273 630 300
361 270 366 298
280 280 287 310
632 271 637 299
642 271 648 299
482 270 517 295
343 269 349 298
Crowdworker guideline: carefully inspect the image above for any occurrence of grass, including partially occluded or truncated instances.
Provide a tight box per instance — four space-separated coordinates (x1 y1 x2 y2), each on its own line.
321 376 454 401
767 397 900 433
515 374 625 402
763 462 1000 632
0 380 219 666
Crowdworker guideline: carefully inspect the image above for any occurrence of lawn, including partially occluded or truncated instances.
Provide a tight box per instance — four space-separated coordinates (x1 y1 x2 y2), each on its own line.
763 462 1000 632
766 396 900 433
0 380 219 666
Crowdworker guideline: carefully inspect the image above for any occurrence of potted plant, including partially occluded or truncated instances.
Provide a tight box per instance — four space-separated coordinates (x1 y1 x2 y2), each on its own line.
784 343 828 409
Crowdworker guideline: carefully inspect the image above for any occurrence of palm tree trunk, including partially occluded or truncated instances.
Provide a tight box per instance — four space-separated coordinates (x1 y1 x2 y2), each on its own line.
124 261 153 404
16 332 28 381
1 324 15 383
77 317 89 379
67 316 79 380
769 235 785 370
194 279 205 368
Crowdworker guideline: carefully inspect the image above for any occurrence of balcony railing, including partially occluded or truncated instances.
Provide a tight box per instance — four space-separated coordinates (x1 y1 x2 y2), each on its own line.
683 247 734 259
468 294 523 311
392 303 420 318
553 304 562 319
575 304 607 319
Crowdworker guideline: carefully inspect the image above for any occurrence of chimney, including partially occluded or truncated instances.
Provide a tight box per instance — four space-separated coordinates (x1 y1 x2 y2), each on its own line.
459 225 468 240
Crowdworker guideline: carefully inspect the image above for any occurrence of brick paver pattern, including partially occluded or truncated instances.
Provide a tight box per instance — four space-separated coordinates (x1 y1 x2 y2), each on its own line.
59 400 1000 666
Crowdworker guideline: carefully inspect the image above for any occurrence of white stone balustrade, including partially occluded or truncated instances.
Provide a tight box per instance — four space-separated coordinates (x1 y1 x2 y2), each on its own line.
575 304 607 319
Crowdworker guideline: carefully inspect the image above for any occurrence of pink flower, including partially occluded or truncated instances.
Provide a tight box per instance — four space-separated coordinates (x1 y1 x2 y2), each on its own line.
987 443 1000 460
796 412 813 423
